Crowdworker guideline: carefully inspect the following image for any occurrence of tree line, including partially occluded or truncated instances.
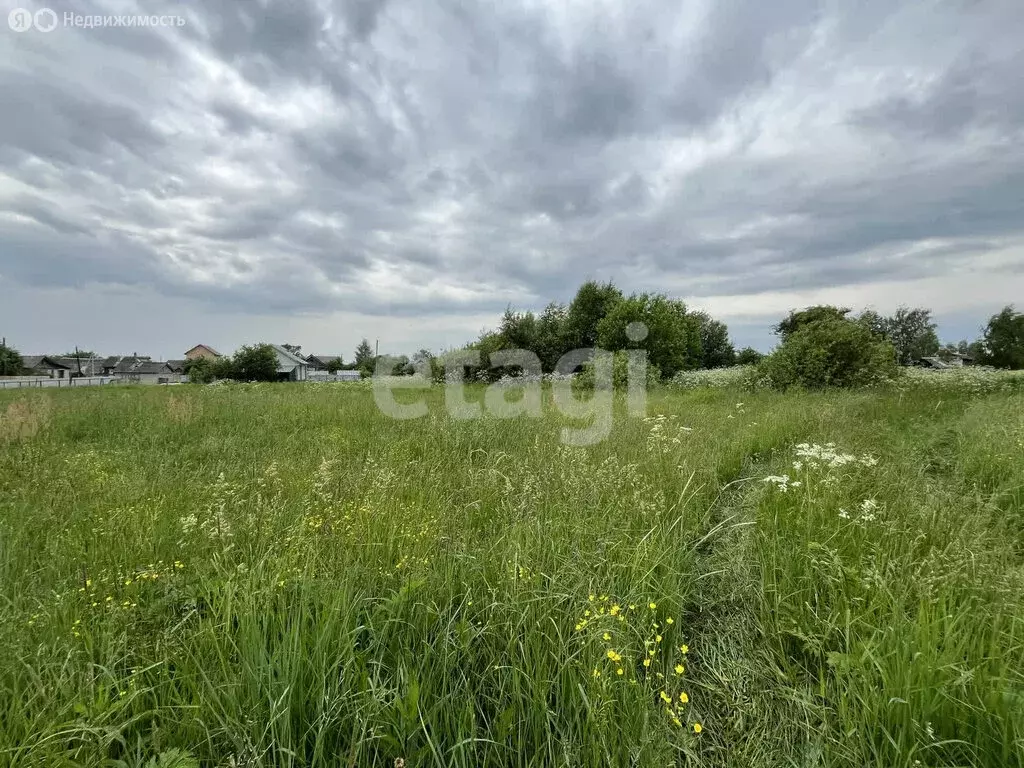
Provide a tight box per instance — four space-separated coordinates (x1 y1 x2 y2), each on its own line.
3 287 1022 387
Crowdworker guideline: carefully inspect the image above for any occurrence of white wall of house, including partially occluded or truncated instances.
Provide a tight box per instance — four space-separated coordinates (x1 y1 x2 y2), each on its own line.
115 372 187 385
271 346 309 381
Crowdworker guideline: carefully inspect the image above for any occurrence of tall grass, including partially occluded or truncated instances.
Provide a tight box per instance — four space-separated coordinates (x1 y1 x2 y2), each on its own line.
0 382 1021 766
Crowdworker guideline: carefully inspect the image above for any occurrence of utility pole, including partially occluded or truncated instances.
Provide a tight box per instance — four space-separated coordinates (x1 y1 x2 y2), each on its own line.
374 339 379 374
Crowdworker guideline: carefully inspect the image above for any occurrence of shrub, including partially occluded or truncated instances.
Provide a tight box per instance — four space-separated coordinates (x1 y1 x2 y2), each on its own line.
183 357 215 384
574 352 661 391
759 317 899 389
735 347 764 366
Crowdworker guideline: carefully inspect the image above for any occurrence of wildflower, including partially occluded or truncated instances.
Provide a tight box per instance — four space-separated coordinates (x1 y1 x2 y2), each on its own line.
643 658 651 668
656 634 663 643
610 604 621 616
592 668 601 678
649 602 657 610
680 644 689 654
666 617 674 624
679 692 689 703
693 723 703 733
603 632 611 641
838 509 850 519
589 594 595 602
660 691 672 704
674 664 685 675
616 668 624 676
607 649 622 663
672 716 682 727
629 604 637 610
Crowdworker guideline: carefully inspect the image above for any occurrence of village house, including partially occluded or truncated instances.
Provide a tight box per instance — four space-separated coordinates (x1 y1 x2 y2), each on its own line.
184 344 222 361
271 344 309 381
21 356 71 379
304 354 344 372
57 356 107 377
108 356 185 384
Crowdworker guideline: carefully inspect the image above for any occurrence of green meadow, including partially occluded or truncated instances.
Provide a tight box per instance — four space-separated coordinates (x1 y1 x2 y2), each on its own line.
1 378 1022 767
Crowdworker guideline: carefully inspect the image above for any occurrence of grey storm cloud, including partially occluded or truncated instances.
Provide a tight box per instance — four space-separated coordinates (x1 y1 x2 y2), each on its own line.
1 0 1024 322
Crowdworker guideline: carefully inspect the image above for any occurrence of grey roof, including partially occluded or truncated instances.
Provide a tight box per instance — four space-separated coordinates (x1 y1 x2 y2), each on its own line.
166 359 186 372
54 356 105 376
306 354 343 367
23 355 70 370
271 344 308 367
134 361 173 375
111 356 155 374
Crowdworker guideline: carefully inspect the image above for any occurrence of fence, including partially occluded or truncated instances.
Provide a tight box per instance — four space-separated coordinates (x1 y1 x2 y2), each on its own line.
0 376 121 390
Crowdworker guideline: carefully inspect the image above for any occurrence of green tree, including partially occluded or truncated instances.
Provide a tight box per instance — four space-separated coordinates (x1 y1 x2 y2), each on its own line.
760 316 899 389
0 339 23 376
774 305 852 341
183 356 215 384
691 311 735 368
354 339 375 374
565 280 623 349
981 306 1024 369
497 306 538 351
735 346 764 365
597 293 702 378
856 309 889 339
884 306 939 365
233 344 279 381
60 350 99 358
212 356 237 380
325 358 343 374
534 302 570 373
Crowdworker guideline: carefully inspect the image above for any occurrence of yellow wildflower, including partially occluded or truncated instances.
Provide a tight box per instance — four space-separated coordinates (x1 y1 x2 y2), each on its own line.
693 723 703 734
679 692 689 703
607 649 622 663
603 632 611 641
643 658 651 668
659 690 672 704
674 664 685 675
680 644 689 654
666 617 674 624
616 668 624 676
649 602 657 610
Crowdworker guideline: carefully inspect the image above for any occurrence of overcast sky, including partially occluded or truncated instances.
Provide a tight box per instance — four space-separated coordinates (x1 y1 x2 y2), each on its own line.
2 0 1022 360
